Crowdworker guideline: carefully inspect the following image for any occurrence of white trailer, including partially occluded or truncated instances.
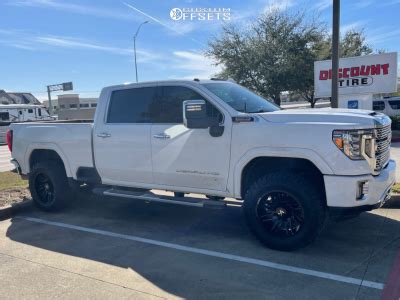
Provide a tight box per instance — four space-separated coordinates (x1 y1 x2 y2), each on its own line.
0 104 53 144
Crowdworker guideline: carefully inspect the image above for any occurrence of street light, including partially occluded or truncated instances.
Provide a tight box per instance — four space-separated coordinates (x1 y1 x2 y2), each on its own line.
331 0 340 108
134 21 149 83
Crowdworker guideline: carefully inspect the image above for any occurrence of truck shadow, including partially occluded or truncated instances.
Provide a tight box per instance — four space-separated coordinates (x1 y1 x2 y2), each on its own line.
5 190 400 299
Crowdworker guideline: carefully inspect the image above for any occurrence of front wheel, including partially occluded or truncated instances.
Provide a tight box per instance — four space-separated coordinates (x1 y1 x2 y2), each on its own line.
243 172 326 251
29 161 71 211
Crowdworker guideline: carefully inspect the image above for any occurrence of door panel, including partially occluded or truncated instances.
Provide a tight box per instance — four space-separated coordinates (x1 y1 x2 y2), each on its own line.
151 123 231 190
94 124 153 185
93 86 157 186
150 85 232 191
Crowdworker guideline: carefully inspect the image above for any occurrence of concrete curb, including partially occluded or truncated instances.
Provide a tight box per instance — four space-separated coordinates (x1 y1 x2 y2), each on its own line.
0 199 33 220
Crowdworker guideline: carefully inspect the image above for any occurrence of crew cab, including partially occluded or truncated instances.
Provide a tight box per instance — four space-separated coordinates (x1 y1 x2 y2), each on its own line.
7 80 396 251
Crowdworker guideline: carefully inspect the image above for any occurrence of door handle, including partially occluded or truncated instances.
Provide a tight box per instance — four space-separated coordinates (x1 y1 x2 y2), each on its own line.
97 132 111 138
153 133 171 139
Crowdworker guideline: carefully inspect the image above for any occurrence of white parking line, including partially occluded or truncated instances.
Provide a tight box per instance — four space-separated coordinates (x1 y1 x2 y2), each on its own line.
17 216 384 290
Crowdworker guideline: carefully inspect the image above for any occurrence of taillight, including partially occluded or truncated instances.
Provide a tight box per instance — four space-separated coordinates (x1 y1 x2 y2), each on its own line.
6 129 13 152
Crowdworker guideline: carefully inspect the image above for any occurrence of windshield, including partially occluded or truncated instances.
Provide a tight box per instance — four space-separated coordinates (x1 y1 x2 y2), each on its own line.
202 82 280 113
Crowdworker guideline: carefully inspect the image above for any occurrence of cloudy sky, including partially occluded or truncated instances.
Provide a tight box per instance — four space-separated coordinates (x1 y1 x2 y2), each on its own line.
1 0 399 100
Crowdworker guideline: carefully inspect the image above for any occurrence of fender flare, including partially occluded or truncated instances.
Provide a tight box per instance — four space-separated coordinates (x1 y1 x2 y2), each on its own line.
24 143 73 178
232 147 334 198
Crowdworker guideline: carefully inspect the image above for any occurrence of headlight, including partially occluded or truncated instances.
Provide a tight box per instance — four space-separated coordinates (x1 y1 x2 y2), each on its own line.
332 129 375 160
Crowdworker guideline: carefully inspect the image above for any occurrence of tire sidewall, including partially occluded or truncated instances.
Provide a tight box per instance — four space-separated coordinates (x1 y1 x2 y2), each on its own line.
29 162 69 211
243 173 324 251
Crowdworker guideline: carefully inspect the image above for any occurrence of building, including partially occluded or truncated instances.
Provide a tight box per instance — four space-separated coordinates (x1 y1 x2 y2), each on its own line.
43 94 98 120
0 90 41 105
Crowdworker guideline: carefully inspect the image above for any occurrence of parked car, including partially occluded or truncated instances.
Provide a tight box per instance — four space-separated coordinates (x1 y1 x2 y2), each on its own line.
7 79 396 251
373 97 400 117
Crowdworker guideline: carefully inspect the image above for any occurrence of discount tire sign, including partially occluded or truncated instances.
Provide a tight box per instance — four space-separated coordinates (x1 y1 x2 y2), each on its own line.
314 52 398 97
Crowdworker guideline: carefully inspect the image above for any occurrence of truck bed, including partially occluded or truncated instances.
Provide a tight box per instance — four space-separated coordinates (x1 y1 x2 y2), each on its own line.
24 119 94 124
10 121 94 178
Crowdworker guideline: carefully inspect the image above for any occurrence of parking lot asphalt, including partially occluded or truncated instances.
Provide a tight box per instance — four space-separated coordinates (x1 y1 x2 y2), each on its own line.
1 189 400 299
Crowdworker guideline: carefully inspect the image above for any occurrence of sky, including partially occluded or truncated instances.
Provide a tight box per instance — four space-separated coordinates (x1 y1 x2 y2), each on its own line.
0 0 400 101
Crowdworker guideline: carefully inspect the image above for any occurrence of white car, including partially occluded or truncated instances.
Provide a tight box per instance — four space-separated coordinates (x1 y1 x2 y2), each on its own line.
373 97 400 117
8 79 396 251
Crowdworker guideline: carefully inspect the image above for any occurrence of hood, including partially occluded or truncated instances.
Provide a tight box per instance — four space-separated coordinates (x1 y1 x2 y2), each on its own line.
259 108 389 127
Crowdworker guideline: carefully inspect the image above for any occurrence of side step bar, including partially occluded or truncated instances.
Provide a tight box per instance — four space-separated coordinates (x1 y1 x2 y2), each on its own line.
93 187 228 209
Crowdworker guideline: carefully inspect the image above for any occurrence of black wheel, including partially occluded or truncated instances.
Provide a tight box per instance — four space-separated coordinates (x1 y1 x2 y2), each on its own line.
243 172 326 251
29 161 71 211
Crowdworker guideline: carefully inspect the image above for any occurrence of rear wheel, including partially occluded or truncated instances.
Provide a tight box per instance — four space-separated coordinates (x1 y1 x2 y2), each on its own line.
29 161 71 211
243 171 326 251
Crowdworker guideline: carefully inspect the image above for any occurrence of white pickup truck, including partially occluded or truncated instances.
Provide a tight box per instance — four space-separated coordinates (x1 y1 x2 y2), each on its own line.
7 79 396 251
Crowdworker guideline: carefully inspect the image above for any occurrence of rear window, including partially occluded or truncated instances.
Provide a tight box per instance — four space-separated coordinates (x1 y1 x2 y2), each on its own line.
373 101 385 111
389 100 400 110
107 87 157 123
0 112 9 121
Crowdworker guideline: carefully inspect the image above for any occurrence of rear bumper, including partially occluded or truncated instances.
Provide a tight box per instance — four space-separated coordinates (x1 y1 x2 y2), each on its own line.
10 159 28 179
324 159 396 208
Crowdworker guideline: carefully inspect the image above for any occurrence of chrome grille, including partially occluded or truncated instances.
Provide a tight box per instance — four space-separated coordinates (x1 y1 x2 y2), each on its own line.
375 124 391 171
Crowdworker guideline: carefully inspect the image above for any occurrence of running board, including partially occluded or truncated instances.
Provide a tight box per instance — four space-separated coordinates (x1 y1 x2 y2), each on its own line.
93 187 227 209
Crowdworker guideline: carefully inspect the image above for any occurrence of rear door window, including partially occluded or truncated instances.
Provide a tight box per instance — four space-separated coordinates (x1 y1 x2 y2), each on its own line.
107 87 158 123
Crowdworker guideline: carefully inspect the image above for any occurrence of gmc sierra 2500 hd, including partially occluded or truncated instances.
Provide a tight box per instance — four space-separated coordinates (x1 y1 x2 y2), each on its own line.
7 79 396 251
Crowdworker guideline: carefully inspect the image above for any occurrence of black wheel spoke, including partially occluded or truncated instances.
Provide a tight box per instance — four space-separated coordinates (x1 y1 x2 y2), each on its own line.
35 173 55 206
256 191 305 237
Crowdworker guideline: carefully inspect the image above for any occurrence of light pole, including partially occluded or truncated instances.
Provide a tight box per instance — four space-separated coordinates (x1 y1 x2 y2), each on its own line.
331 0 340 108
134 21 149 83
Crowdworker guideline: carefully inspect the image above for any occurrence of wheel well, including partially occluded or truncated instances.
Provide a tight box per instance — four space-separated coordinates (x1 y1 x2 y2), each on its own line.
29 149 66 173
241 157 325 200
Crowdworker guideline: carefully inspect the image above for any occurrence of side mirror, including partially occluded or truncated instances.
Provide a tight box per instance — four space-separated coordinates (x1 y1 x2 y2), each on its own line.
183 100 209 129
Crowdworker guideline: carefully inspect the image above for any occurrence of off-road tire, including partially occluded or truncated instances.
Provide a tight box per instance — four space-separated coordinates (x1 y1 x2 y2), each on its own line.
243 171 326 251
29 161 71 211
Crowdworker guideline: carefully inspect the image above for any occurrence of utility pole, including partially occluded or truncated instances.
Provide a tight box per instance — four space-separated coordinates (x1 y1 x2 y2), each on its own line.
47 86 53 116
134 21 149 83
331 0 340 108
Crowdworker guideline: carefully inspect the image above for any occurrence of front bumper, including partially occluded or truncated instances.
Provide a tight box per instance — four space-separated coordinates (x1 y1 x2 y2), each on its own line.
324 159 396 208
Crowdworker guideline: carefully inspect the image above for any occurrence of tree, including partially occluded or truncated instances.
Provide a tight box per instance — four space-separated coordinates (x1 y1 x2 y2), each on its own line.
207 10 373 108
207 10 323 106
